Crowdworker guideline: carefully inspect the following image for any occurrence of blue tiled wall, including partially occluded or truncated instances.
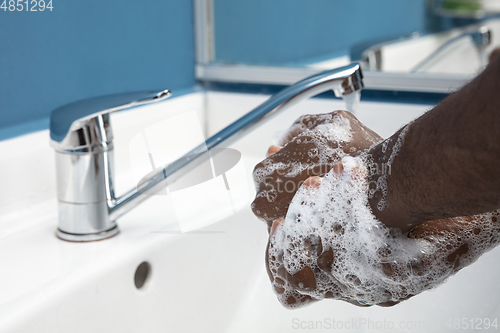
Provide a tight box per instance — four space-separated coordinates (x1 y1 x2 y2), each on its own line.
0 0 195 139
213 0 476 66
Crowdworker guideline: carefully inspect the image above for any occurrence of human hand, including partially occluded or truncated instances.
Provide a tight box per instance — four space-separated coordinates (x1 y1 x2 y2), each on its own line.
251 110 382 230
266 156 500 308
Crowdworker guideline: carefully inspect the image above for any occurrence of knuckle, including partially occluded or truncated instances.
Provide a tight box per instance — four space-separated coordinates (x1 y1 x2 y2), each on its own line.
332 110 349 117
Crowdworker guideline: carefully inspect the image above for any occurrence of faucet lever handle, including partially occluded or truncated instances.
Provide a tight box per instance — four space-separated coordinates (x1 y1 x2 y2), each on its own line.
50 89 171 144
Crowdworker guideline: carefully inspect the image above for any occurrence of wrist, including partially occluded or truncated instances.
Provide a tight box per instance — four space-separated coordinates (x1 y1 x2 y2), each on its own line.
365 126 415 232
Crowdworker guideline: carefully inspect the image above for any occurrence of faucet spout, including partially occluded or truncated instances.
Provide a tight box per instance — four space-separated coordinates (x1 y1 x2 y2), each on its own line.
108 62 363 223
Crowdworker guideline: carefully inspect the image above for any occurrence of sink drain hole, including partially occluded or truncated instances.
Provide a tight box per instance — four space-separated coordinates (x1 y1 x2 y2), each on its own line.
134 261 151 290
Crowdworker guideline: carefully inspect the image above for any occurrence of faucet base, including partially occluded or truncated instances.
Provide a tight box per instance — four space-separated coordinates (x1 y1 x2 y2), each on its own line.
56 226 119 242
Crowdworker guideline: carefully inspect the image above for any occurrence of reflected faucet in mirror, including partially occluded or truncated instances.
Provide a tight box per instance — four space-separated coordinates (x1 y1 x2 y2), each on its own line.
411 25 491 72
361 25 492 74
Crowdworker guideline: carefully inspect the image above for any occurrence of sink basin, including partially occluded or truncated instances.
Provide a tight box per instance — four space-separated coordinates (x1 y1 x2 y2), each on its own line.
2 91 500 332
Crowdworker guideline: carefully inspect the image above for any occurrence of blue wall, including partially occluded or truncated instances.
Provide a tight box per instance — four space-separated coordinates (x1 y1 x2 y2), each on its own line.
213 0 469 66
0 0 195 139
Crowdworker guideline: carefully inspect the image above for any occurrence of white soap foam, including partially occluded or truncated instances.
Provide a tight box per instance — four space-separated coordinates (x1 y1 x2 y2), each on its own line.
273 113 353 148
268 154 500 307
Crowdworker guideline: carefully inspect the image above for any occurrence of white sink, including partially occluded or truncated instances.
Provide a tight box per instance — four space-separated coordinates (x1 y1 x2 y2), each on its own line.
2 91 500 332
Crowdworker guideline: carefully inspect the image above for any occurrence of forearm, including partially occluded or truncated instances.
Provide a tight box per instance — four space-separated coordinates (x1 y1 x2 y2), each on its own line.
368 56 500 231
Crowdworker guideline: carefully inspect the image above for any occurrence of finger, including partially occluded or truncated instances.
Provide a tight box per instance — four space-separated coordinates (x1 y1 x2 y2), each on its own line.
350 164 367 181
345 299 374 307
387 211 500 284
333 161 344 175
279 290 316 308
266 220 315 308
406 216 477 273
333 159 367 183
317 248 334 272
376 300 400 307
266 218 285 283
268 219 318 296
377 293 413 307
302 176 323 190
266 145 282 157
270 217 284 236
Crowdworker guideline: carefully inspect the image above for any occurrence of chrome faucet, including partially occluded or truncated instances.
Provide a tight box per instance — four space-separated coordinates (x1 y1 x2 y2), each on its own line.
50 62 363 241
361 26 491 73
411 25 491 73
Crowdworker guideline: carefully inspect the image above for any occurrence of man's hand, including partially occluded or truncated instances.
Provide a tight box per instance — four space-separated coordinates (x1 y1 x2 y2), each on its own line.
253 111 500 308
251 110 382 230
265 157 500 308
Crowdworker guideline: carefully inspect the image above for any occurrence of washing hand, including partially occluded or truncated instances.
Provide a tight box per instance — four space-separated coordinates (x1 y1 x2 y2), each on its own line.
254 110 500 308
265 156 500 307
251 110 382 231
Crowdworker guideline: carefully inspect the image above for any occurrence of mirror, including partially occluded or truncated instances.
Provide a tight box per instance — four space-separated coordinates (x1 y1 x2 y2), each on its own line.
196 0 500 92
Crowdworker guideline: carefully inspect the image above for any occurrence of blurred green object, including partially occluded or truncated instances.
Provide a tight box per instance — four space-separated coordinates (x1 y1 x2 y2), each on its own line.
442 0 481 11
432 0 485 17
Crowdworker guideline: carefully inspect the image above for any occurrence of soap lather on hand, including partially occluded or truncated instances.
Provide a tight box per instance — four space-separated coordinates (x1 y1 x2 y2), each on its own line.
252 107 500 308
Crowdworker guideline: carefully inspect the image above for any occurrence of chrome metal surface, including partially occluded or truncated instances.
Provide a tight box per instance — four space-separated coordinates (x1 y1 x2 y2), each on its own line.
194 0 214 64
196 63 471 93
56 226 119 242
50 90 171 241
50 90 171 149
50 63 363 241
361 26 492 74
109 63 363 222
